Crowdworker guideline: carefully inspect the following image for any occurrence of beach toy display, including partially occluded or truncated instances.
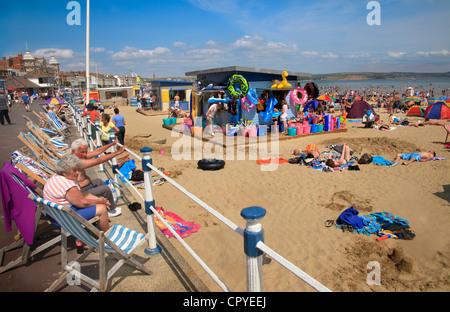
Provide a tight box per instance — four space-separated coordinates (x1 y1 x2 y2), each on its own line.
291 87 308 105
260 94 281 123
163 118 171 126
287 127 296 136
227 74 249 99
271 69 292 89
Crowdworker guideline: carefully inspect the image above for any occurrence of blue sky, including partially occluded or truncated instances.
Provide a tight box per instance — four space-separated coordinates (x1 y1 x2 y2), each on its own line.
1 0 450 78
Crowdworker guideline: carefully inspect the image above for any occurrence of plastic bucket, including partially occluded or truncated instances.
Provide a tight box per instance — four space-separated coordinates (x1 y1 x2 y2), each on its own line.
163 118 171 126
248 127 257 138
311 124 318 133
296 126 304 135
184 118 193 125
170 117 177 124
303 125 311 134
257 125 267 136
317 124 324 132
303 120 309 126
287 127 297 136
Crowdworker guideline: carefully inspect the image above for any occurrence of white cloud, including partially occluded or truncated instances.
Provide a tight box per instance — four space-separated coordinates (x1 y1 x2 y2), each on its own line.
301 51 320 57
416 49 450 57
173 41 187 48
388 52 407 58
90 47 105 53
33 48 74 59
111 46 170 60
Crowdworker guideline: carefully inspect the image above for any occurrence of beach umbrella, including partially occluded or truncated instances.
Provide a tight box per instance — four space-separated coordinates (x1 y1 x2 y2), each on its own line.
44 97 65 105
424 102 450 120
405 96 421 101
316 94 336 102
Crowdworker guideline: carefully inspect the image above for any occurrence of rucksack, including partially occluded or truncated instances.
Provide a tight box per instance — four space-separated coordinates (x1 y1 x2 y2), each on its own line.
358 153 373 164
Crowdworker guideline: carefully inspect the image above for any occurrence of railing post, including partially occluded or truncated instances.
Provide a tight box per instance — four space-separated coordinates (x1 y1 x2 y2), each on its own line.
81 114 88 142
85 113 95 151
140 147 162 255
77 108 83 137
95 119 104 173
241 206 266 292
109 129 121 200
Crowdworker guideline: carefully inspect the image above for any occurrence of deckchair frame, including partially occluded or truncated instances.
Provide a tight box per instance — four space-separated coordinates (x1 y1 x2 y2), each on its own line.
29 195 152 292
0 172 98 275
444 125 450 144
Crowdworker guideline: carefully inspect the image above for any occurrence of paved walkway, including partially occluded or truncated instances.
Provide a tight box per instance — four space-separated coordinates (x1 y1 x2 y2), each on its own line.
0 101 209 292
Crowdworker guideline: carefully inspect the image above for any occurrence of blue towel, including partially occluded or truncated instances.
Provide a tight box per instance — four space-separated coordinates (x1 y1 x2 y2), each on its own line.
336 206 367 229
372 156 394 166
119 159 137 182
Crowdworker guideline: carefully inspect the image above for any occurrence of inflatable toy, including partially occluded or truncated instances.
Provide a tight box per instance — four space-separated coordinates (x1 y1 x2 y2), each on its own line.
291 87 308 105
197 159 226 171
260 93 281 122
271 69 292 89
241 88 258 111
293 149 301 156
228 75 249 99
304 82 319 99
208 97 231 104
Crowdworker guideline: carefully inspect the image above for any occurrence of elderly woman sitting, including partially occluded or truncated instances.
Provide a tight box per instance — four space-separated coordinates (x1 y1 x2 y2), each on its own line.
43 154 110 231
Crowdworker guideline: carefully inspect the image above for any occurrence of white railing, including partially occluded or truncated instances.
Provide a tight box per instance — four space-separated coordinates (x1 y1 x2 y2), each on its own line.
69 102 332 292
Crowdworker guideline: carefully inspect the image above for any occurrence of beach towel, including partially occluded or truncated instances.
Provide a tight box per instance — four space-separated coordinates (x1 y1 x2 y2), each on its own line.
256 158 289 165
118 159 137 182
372 156 394 166
335 208 415 239
155 207 201 238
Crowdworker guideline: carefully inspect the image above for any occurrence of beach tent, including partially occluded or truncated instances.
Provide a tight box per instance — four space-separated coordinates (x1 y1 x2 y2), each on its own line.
424 103 450 120
347 100 373 119
303 100 319 112
406 105 425 117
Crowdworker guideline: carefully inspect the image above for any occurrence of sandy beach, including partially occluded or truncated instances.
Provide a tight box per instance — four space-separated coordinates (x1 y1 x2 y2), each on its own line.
104 103 450 292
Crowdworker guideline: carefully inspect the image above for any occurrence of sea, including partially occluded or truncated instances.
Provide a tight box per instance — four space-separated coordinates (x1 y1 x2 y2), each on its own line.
299 78 450 98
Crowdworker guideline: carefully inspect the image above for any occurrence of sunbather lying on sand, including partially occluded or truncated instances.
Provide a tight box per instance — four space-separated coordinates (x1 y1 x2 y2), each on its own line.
393 151 436 166
325 144 352 168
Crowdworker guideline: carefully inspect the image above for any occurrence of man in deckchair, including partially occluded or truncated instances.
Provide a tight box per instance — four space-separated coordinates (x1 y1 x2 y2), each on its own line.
71 139 127 217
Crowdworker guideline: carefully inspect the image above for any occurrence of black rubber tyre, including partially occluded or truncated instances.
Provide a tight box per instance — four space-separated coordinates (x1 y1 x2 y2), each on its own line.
197 159 226 170
304 82 319 99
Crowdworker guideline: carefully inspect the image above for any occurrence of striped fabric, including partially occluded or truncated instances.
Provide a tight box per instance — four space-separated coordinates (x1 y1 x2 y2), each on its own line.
47 112 67 130
31 196 145 254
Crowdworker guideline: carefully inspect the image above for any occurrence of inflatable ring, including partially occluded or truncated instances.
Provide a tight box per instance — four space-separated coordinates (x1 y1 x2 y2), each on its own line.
197 159 226 171
241 97 255 111
304 82 319 99
247 88 258 105
227 75 249 99
291 87 308 105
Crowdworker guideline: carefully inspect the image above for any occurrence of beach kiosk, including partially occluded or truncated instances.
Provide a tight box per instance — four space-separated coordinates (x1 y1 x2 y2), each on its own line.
185 66 312 128
150 80 195 111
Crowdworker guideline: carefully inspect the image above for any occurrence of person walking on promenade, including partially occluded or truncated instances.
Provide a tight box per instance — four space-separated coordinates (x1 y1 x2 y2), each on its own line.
112 108 126 145
21 92 30 112
0 89 13 126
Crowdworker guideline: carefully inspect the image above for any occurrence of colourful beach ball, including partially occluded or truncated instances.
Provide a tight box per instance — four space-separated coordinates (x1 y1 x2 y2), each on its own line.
293 149 300 156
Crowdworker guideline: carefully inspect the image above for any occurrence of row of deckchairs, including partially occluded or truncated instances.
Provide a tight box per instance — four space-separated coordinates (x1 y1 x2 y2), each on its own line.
1 108 152 291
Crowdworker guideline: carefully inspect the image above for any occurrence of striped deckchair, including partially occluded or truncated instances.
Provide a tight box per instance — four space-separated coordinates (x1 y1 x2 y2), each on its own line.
26 120 69 152
45 112 71 136
29 195 152 292
444 125 450 145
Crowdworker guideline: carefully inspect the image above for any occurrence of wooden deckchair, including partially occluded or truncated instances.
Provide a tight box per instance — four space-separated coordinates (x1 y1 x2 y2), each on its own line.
18 132 59 170
29 195 152 292
45 112 71 136
444 124 450 145
0 161 98 274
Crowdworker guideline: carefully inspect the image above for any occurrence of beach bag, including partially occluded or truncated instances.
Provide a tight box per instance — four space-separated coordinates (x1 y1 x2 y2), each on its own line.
130 169 144 181
358 153 373 164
